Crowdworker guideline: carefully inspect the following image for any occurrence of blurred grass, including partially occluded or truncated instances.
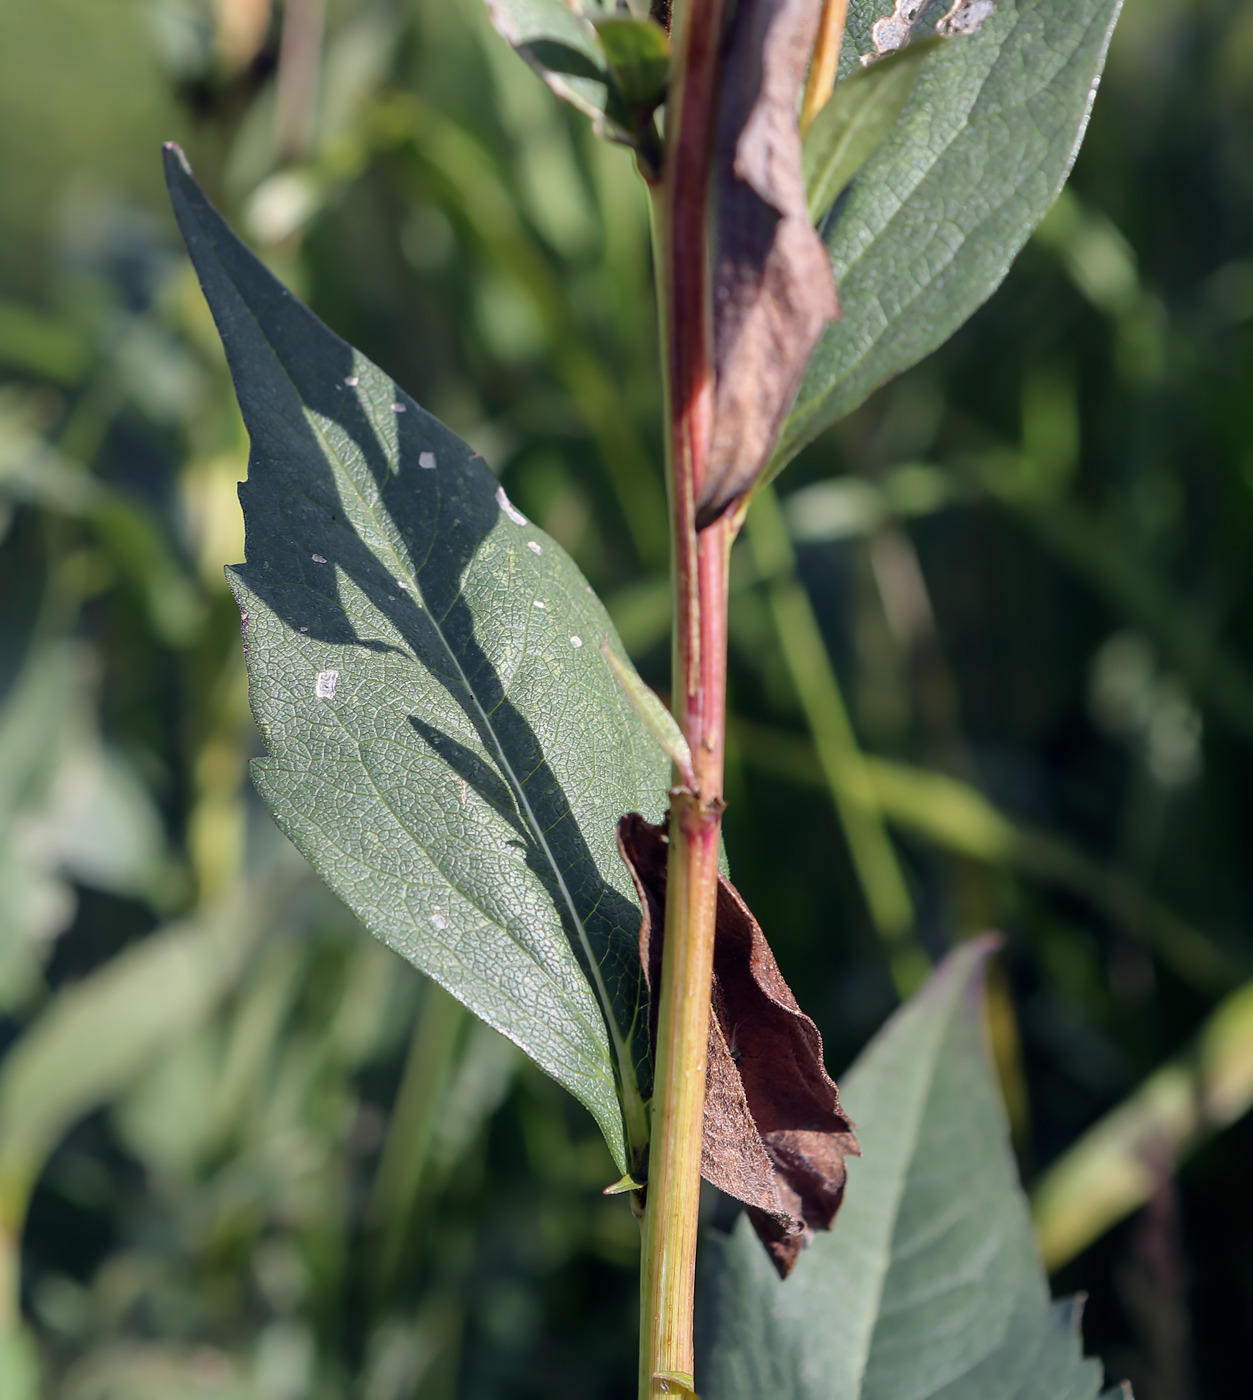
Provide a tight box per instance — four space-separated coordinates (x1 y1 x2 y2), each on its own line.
0 0 1251 1396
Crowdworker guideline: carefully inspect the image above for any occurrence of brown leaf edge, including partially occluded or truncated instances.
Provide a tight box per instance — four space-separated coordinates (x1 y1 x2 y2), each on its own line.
618 813 860 1278
700 0 841 529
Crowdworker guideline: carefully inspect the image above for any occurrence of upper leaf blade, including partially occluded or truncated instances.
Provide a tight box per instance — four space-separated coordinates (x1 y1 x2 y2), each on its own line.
164 145 671 1175
695 938 1108 1400
776 0 1122 466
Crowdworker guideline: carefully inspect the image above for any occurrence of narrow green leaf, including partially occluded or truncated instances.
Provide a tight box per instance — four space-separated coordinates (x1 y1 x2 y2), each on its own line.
600 641 693 786
776 0 1123 469
481 0 621 133
803 41 939 225
480 0 664 164
0 1330 38 1400
1032 974 1253 1272
0 891 264 1226
695 939 1109 1400
595 17 670 116
164 145 670 1175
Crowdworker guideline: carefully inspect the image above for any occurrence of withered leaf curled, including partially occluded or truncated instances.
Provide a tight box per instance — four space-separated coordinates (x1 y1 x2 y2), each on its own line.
701 0 840 529
618 814 859 1277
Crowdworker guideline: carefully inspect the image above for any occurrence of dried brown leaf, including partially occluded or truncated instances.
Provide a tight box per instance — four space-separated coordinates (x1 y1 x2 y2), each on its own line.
700 0 840 529
618 814 859 1277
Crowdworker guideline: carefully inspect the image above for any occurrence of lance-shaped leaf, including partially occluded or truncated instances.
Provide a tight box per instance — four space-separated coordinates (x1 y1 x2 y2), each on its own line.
774 0 1122 472
695 938 1117 1400
701 0 840 528
163 144 674 1177
619 815 859 1277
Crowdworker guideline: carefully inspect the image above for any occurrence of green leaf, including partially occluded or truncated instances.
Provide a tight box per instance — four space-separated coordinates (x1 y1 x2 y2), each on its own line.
0 889 265 1227
695 939 1110 1400
481 0 622 131
803 41 939 225
776 0 1123 467
595 17 670 117
1031 973 1253 1272
479 0 665 165
164 145 670 1176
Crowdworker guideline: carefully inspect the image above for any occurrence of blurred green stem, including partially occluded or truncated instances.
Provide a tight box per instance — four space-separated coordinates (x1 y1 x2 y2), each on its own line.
0 1223 16 1338
1032 975 1253 1270
745 485 926 996
275 0 326 163
368 982 466 1293
730 715 1241 993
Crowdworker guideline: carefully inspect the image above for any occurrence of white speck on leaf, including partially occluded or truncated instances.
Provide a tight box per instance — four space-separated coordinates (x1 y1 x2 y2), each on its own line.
495 485 528 525
315 669 339 699
300 626 309 633
528 541 542 555
392 402 406 413
570 636 583 648
345 375 359 387
430 912 448 930
397 580 408 590
420 451 437 470
936 0 995 36
533 600 546 610
312 554 327 564
388 594 396 601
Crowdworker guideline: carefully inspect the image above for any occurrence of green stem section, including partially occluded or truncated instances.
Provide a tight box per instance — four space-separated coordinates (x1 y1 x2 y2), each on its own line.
639 0 729 1388
0 1219 18 1339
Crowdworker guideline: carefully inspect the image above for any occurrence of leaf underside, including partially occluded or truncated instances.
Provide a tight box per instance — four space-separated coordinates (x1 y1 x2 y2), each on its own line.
695 939 1110 1400
481 0 638 140
778 0 1123 467
163 145 675 1176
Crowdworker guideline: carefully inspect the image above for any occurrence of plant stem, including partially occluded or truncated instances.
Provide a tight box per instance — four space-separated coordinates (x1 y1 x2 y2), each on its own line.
800 0 849 133
0 1221 17 1339
639 0 729 1390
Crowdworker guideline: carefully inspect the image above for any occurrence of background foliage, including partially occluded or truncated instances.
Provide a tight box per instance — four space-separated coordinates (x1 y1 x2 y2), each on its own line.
0 0 1251 1397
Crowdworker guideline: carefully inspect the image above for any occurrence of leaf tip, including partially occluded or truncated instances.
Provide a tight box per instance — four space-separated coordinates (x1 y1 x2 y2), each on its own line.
161 141 193 183
602 1173 644 1196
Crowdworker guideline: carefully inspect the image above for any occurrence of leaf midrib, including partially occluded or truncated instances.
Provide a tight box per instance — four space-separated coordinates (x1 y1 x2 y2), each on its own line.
842 976 963 1398
216 259 638 1122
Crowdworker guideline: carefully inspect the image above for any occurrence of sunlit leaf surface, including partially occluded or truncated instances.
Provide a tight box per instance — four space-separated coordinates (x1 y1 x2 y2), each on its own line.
778 0 1123 463
696 940 1107 1400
